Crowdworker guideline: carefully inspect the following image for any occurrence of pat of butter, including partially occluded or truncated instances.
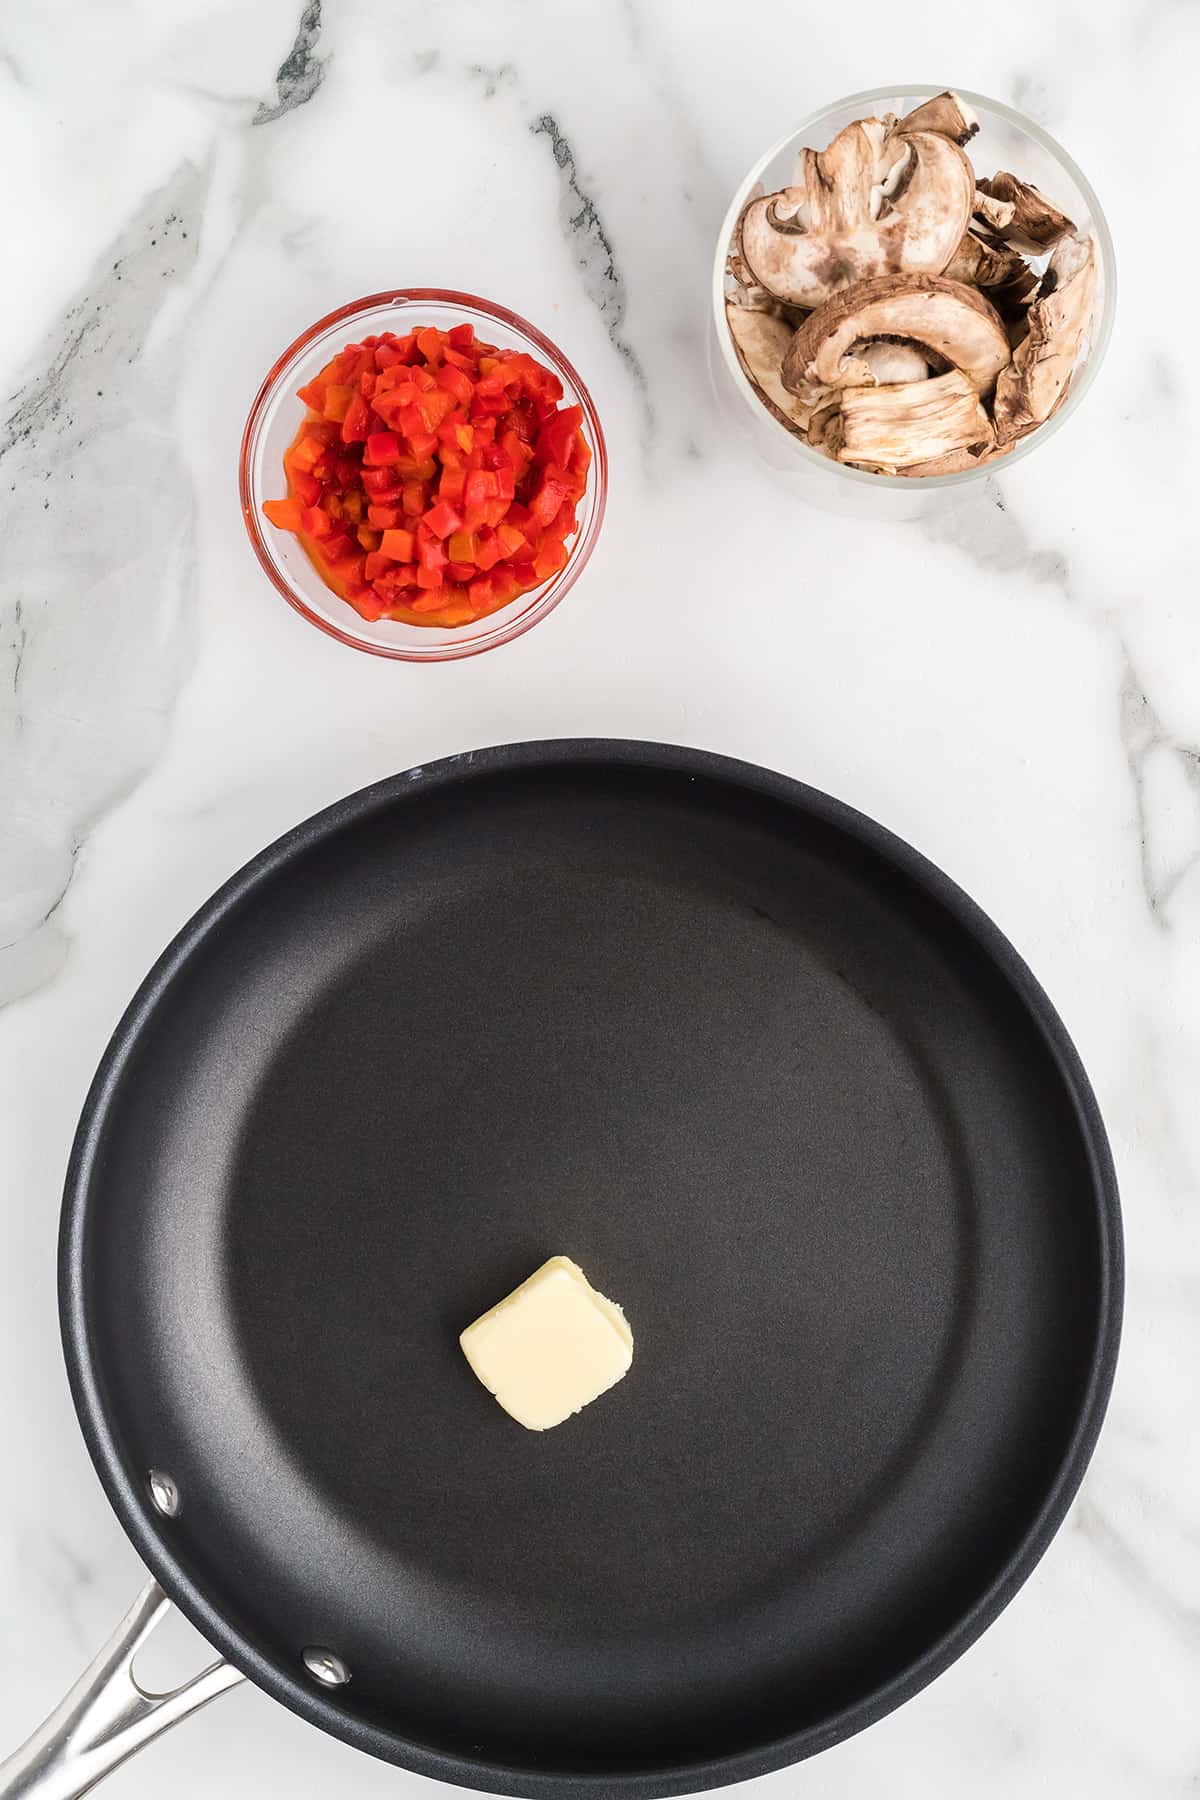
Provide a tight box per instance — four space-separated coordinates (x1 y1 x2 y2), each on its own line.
460 1256 633 1431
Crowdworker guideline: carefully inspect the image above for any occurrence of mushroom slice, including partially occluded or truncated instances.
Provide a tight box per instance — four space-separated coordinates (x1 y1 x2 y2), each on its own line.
943 230 1039 321
972 188 1016 236
976 171 1075 255
781 274 1011 403
807 399 844 460
993 234 1097 444
898 439 1013 477
736 119 973 308
837 369 993 468
725 302 818 435
899 91 979 146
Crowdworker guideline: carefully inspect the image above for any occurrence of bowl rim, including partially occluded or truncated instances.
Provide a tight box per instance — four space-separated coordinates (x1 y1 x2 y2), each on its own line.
711 84 1117 491
239 288 608 661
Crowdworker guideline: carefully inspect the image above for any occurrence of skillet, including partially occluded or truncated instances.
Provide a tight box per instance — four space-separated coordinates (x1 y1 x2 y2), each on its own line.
1 741 1122 1798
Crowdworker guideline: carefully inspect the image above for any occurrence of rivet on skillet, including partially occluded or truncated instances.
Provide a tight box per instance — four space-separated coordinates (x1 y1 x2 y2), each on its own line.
147 1470 180 1517
303 1647 351 1688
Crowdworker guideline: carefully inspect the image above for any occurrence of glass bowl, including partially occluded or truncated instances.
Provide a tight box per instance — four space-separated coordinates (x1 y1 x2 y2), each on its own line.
710 86 1115 519
240 291 608 660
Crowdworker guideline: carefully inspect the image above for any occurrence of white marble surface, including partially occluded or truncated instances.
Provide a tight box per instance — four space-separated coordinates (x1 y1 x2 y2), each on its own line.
1 1 1198 1795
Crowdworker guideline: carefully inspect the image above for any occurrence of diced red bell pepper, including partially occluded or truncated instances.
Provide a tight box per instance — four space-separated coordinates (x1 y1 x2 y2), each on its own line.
262 496 305 531
288 469 320 507
361 467 403 498
340 394 370 442
415 327 443 365
321 529 357 565
438 467 466 507
380 527 416 562
424 499 462 539
301 504 335 539
436 364 474 406
290 434 327 472
533 538 570 581
364 431 401 466
473 529 501 571
530 475 569 527
346 586 387 621
278 319 591 631
417 530 447 572
536 404 583 468
322 384 355 423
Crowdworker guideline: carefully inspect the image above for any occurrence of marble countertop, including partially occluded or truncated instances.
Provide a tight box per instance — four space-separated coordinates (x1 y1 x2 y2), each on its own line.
1 1 1197 1796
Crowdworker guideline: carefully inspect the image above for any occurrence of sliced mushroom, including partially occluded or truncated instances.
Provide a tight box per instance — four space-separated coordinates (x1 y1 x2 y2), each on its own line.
837 368 993 468
725 302 818 435
972 188 1016 237
943 230 1039 321
976 171 1075 255
992 234 1096 443
898 439 1012 478
899 91 979 146
807 399 844 459
736 118 973 308
781 274 1011 404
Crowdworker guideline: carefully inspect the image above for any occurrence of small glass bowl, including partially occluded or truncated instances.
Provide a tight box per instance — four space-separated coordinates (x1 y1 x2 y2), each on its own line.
240 291 608 660
710 86 1115 518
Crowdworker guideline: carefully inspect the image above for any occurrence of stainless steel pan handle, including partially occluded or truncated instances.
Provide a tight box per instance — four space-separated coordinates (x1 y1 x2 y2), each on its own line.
0 1580 245 1799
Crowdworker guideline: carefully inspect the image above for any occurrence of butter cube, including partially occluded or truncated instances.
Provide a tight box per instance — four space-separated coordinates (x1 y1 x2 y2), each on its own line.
460 1256 633 1430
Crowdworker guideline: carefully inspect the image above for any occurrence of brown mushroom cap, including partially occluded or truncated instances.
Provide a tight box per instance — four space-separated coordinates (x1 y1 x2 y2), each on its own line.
992 235 1096 443
976 171 1075 256
781 274 1011 403
736 119 974 309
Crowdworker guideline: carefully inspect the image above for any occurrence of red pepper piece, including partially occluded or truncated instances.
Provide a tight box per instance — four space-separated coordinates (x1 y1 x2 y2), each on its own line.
322 384 354 423
416 326 443 364
340 394 370 443
424 499 462 539
473 529 501 571
530 474 569 527
301 504 335 539
364 431 401 466
262 496 304 531
536 405 583 468
436 364 474 406
290 470 322 507
380 527 416 562
438 467 466 506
